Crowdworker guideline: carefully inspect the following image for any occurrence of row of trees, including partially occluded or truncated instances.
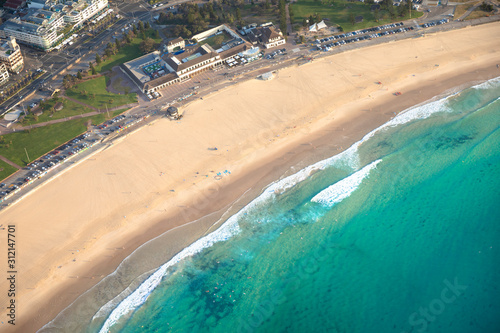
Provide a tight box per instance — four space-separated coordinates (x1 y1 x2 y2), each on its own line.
62 23 160 89
157 0 284 38
0 70 38 103
278 0 287 35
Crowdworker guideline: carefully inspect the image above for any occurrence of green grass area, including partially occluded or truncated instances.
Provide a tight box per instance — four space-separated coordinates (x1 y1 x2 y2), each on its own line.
292 0 423 32
66 76 137 109
199 31 233 49
0 108 130 177
22 98 94 126
0 159 18 182
241 4 279 25
0 118 91 167
95 28 162 73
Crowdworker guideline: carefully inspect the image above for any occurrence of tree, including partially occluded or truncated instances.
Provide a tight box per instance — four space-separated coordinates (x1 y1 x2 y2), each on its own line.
154 30 160 39
115 38 121 49
236 7 242 22
96 53 102 64
479 2 493 11
145 21 151 29
349 13 355 25
89 62 96 75
140 31 147 40
77 71 83 80
299 35 306 44
138 21 144 31
140 38 156 54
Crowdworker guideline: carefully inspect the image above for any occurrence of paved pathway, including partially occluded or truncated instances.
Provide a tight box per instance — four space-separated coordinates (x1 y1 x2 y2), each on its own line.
0 155 21 170
15 111 100 131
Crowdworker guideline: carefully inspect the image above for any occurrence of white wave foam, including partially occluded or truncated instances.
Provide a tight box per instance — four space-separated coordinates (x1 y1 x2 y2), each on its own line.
98 89 463 331
470 75 500 90
311 159 381 206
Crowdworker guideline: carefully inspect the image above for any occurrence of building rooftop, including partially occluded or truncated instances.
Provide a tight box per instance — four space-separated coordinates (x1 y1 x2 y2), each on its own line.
1 8 62 36
167 37 184 46
163 44 218 73
123 51 161 84
0 37 20 58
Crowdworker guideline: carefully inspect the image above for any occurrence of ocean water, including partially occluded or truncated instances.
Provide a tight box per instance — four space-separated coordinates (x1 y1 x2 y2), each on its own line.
91 78 500 333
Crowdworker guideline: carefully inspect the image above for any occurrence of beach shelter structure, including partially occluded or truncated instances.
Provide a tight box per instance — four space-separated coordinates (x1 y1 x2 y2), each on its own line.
308 20 327 32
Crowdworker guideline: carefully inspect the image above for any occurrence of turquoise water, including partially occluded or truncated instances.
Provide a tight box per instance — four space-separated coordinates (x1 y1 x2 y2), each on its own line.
95 78 500 333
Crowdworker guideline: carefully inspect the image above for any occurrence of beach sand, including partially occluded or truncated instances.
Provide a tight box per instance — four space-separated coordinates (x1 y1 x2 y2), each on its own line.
1 22 500 332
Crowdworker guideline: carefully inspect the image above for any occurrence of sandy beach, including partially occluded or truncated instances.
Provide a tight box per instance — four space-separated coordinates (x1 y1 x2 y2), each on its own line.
1 22 500 332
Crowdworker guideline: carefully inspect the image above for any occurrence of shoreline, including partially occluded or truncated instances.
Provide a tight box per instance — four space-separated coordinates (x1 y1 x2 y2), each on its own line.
0 22 499 333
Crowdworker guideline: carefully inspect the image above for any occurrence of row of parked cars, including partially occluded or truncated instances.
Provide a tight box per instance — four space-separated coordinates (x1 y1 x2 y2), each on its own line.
318 23 416 51
265 48 287 60
97 114 127 131
316 22 407 45
420 18 450 28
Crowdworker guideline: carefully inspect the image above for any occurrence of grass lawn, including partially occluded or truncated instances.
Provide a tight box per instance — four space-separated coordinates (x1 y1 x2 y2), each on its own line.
0 159 18 182
199 31 233 49
454 3 475 18
0 118 92 167
95 28 162 73
466 10 490 20
22 98 94 126
0 108 130 178
66 76 137 109
463 6 491 20
241 4 279 25
292 0 423 32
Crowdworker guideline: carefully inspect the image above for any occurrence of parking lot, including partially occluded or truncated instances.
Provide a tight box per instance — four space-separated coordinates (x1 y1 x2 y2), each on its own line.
315 19 450 52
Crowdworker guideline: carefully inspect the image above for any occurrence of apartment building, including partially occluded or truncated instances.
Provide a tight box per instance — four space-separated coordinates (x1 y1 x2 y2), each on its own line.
0 9 65 50
0 0 108 51
0 37 24 74
0 63 10 86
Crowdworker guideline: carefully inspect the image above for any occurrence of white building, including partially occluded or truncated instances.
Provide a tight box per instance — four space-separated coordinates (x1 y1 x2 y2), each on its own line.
0 9 65 50
0 0 107 51
0 37 24 74
57 0 109 27
166 37 185 53
246 24 286 49
0 63 9 86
